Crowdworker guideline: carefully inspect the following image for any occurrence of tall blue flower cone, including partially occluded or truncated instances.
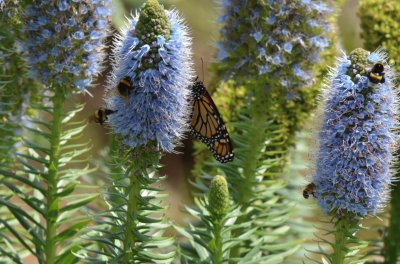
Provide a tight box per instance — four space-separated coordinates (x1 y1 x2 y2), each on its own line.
314 48 398 217
104 0 194 152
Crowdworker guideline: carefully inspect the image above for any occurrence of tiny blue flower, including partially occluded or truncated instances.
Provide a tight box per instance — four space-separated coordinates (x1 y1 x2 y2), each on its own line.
252 31 263 42
21 1 111 92
313 49 398 217
104 1 193 152
283 42 293 53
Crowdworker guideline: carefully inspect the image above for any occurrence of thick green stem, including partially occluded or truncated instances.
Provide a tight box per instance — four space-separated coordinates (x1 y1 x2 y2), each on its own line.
383 182 400 264
45 87 65 264
331 218 349 264
231 93 288 258
212 220 223 264
123 165 140 263
237 110 267 206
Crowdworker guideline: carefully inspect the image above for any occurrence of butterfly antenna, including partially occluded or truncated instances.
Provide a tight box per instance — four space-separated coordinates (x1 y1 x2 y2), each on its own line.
200 58 205 82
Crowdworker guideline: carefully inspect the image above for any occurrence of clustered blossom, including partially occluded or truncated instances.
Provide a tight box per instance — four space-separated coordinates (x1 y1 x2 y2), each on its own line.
21 0 110 91
314 48 398 217
217 0 331 90
104 0 193 152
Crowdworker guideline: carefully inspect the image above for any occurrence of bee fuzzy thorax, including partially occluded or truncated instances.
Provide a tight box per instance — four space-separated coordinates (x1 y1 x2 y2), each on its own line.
303 182 316 199
368 61 386 84
117 77 134 98
94 108 116 125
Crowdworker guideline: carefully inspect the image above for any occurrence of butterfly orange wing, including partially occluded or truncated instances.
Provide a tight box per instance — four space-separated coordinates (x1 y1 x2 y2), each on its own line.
189 81 234 163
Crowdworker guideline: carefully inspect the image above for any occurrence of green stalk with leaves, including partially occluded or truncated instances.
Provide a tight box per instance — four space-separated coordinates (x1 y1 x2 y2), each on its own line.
79 0 194 262
188 0 338 261
0 1 111 263
178 175 255 263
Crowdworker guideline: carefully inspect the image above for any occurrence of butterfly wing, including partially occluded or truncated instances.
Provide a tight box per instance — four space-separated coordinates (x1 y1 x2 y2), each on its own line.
189 81 234 163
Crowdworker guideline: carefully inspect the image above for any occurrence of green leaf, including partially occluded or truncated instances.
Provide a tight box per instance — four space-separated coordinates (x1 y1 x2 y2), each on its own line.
60 194 99 213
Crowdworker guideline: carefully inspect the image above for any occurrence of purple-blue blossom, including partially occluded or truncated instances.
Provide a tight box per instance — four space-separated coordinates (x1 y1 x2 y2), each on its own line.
104 0 193 152
217 0 332 88
21 1 110 92
313 49 398 217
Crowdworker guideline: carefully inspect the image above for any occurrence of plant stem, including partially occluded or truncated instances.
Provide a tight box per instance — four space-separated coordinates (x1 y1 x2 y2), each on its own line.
212 219 223 264
383 182 400 264
231 93 288 258
45 87 65 264
331 218 348 264
123 164 140 263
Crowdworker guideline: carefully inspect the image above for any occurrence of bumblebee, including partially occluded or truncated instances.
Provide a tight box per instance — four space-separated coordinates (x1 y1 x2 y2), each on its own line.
368 62 385 84
93 107 116 125
117 77 134 98
303 182 316 199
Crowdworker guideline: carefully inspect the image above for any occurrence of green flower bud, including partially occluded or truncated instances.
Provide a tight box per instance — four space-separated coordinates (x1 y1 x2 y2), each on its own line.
347 48 370 78
208 176 229 219
136 0 171 44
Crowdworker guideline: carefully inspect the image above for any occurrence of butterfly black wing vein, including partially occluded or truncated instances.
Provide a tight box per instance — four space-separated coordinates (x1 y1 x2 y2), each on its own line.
189 81 234 163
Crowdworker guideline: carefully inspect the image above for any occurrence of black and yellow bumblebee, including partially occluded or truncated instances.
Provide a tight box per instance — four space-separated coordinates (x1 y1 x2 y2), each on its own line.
93 107 116 125
368 61 385 84
303 182 316 199
117 77 134 98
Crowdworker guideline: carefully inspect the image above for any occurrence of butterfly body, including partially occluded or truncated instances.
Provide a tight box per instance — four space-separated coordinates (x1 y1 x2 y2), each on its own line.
189 81 234 163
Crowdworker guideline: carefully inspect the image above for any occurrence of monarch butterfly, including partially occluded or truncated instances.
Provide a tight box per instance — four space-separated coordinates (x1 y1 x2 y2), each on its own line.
189 80 234 163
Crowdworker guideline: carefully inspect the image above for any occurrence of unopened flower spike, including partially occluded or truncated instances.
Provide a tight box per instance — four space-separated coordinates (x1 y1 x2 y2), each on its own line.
208 175 229 219
104 0 193 152
21 0 111 92
313 48 398 217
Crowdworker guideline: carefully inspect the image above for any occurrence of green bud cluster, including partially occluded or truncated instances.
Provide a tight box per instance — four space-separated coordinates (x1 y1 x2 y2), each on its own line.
346 48 370 78
136 0 171 43
136 0 171 70
208 176 229 219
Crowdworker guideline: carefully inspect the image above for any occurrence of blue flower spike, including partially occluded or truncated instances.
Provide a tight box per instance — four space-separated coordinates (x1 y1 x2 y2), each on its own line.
21 0 111 93
313 48 398 217
104 0 194 152
217 0 331 89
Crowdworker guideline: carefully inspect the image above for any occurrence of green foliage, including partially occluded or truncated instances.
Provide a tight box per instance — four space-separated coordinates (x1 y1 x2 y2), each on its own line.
0 89 96 263
307 216 369 264
189 98 301 262
0 2 39 163
79 147 176 263
177 203 251 264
